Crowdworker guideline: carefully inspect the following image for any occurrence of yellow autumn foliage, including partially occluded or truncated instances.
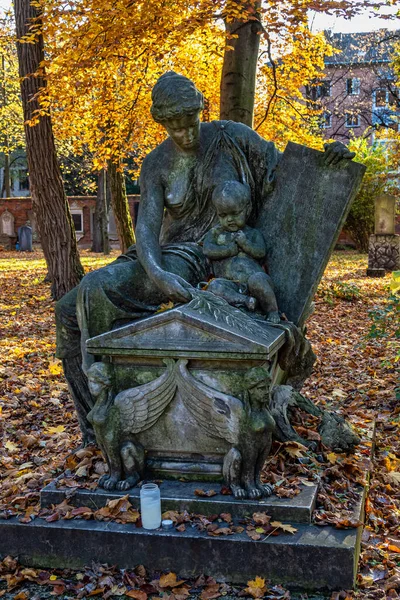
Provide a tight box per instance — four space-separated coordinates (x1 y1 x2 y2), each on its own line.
1 0 396 180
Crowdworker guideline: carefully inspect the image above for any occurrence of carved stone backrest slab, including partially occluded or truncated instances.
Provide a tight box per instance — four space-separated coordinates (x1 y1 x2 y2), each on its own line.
256 142 366 327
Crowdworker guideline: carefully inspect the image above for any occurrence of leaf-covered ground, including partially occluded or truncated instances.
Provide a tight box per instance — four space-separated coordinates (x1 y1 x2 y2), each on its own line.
0 250 399 599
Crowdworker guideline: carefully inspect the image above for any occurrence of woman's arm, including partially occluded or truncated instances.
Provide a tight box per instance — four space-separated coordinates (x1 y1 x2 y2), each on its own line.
136 152 192 303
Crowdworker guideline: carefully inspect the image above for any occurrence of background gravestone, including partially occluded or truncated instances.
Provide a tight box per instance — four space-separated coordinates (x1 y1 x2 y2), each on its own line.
0 209 16 249
256 142 366 327
18 222 33 252
367 194 400 277
0 209 15 237
375 194 396 235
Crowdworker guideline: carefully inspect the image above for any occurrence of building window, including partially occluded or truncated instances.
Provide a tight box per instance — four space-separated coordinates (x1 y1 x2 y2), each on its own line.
347 78 361 95
374 88 388 107
19 173 29 191
321 111 332 128
71 210 83 233
317 80 331 98
345 113 360 128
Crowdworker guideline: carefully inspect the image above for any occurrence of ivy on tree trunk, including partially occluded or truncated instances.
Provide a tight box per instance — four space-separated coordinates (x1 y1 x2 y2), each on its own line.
14 0 84 299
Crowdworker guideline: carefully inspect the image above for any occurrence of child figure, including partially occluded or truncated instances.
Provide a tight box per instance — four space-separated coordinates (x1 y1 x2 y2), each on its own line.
203 180 280 323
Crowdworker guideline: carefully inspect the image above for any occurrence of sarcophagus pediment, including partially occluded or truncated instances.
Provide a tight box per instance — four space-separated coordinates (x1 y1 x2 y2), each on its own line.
87 291 285 360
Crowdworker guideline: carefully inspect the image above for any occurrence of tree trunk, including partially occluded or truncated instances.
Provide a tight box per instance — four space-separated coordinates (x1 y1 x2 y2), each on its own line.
92 169 110 254
14 0 84 299
108 161 135 254
4 152 10 197
219 0 261 127
1 55 11 198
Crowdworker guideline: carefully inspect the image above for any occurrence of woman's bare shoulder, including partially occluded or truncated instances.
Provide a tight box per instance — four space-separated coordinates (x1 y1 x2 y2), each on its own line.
141 138 173 176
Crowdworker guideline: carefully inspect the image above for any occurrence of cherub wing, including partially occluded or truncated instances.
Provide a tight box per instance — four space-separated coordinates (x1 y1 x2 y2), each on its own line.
115 359 177 434
177 359 243 445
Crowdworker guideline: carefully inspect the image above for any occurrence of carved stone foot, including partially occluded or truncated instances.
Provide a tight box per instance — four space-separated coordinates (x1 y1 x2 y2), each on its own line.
245 483 262 500
231 484 247 499
98 474 119 490
257 482 274 497
266 311 280 324
115 473 140 491
245 296 257 311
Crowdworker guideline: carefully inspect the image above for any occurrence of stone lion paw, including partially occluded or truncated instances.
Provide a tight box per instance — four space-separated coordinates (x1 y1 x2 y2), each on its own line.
258 483 274 497
231 485 247 499
116 477 138 491
99 475 119 490
246 485 262 500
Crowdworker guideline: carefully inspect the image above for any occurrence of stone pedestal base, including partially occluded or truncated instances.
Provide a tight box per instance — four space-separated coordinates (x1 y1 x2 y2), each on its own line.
366 267 386 278
0 234 16 250
41 479 318 523
367 233 400 273
0 480 364 591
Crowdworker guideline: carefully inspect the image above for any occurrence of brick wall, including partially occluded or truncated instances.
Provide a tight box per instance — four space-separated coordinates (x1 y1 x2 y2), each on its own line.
1 193 398 251
0 195 140 248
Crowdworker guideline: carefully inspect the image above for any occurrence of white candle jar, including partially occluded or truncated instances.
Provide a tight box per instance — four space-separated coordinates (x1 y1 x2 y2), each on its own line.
140 483 161 529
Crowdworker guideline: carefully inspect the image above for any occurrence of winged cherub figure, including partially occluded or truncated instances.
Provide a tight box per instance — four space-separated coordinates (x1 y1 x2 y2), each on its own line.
87 359 177 490
177 361 275 499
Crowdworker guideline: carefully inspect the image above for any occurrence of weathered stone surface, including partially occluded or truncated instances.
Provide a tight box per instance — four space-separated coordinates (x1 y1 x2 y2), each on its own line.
0 506 362 591
0 208 15 236
18 223 33 251
86 292 285 360
367 233 400 272
0 233 13 249
366 267 386 278
374 194 396 235
270 385 360 453
41 480 317 523
86 292 286 490
203 181 280 323
256 142 366 327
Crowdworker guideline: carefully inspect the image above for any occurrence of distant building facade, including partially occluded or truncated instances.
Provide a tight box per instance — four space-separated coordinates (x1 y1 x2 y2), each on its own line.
0 152 30 198
316 29 400 143
0 195 140 249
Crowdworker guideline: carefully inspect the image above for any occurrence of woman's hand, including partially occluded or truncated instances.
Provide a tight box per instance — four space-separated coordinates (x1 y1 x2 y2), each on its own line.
323 141 356 166
154 270 193 303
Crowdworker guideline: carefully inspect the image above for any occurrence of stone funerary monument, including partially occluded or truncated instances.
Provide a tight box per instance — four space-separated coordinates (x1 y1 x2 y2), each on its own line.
0 72 367 592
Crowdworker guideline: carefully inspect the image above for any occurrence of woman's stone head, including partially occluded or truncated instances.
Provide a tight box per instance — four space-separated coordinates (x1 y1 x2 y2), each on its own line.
151 71 204 122
151 72 204 151
87 362 113 397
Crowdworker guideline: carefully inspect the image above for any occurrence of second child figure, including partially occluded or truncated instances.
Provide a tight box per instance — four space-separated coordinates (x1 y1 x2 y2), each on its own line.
203 180 280 323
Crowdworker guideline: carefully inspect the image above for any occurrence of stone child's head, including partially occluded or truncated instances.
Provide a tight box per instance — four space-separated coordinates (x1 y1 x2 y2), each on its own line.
151 71 204 151
212 181 251 233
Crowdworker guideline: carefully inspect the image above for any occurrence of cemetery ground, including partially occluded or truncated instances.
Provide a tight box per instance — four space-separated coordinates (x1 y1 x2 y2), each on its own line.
0 249 399 600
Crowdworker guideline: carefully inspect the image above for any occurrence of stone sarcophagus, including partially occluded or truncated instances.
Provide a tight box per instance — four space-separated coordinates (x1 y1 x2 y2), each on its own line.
86 291 285 498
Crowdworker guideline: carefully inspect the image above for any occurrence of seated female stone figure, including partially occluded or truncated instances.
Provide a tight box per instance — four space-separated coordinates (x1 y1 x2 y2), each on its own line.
55 71 355 444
